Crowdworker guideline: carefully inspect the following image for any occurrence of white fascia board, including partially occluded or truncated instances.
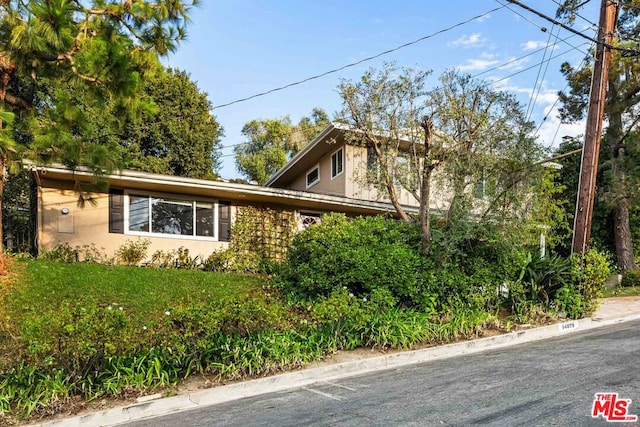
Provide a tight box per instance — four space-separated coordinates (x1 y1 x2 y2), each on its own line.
264 122 337 187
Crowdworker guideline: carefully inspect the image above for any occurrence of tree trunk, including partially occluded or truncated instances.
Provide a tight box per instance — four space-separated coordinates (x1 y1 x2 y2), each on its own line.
419 117 434 255
607 76 637 271
368 138 410 222
419 171 432 255
613 197 637 271
0 62 11 254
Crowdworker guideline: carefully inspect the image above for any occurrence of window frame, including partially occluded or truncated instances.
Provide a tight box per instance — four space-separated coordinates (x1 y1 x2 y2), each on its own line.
306 164 320 189
123 190 219 241
331 147 344 179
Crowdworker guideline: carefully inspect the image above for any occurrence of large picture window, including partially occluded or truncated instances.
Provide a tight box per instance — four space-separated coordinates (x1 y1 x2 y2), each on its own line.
126 193 216 239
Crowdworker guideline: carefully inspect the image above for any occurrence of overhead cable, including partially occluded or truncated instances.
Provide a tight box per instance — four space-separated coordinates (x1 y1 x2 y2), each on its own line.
211 6 506 110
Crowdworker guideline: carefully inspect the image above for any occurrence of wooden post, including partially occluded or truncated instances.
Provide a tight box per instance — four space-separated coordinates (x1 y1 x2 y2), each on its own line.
571 0 618 255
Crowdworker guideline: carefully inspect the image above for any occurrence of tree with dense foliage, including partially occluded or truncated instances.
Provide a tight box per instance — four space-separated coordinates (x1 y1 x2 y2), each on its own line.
234 108 330 184
123 68 223 179
557 0 640 270
337 64 544 255
0 0 195 248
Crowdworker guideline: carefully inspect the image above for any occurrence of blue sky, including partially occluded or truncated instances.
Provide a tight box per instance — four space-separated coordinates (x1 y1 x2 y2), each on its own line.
163 0 600 179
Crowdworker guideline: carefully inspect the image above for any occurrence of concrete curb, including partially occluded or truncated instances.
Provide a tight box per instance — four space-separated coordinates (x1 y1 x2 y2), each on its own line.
34 313 640 427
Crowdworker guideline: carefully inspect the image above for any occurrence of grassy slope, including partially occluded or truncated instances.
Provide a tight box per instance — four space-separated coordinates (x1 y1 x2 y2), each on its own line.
604 286 640 298
2 260 266 324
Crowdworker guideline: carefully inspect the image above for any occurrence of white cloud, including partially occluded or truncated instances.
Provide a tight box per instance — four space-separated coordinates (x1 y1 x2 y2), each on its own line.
522 40 547 51
476 14 491 23
448 33 485 48
486 80 585 147
536 109 585 148
497 56 530 72
457 58 500 72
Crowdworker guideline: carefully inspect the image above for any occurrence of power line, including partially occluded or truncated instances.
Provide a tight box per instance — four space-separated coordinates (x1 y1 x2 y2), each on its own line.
532 49 592 141
485 41 590 85
525 23 557 121
550 0 598 29
218 38 591 156
211 6 506 110
505 0 640 57
470 31 582 78
212 1 607 114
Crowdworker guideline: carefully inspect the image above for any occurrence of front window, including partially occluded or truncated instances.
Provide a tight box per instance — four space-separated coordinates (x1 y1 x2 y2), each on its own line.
126 193 216 239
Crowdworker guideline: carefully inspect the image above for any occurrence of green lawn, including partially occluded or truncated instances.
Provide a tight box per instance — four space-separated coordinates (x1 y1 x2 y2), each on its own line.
2 259 266 324
604 285 640 298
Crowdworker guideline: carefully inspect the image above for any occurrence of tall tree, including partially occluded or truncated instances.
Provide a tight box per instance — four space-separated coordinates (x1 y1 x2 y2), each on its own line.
557 0 640 270
337 65 433 253
123 68 224 179
234 108 330 184
0 0 195 249
337 65 543 255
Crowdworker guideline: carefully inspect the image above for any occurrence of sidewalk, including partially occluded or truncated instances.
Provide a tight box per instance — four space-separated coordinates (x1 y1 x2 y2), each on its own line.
35 297 640 427
593 295 640 320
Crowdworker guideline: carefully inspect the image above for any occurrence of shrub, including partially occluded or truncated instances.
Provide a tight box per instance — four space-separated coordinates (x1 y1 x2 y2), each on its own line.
621 269 640 288
555 285 586 319
276 214 427 306
116 238 150 266
201 249 262 273
149 247 200 269
569 248 612 316
41 243 78 263
521 253 573 304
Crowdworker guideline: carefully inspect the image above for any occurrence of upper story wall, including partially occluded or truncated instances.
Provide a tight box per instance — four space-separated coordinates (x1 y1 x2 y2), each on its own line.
344 145 420 208
286 144 347 197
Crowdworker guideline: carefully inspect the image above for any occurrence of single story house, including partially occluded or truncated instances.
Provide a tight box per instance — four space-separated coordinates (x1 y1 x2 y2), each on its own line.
32 159 418 260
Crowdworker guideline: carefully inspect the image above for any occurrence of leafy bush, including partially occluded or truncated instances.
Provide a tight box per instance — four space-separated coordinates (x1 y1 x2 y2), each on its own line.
555 285 586 319
277 214 427 306
149 247 200 269
201 248 263 273
41 243 78 263
621 269 640 288
116 238 150 266
566 248 612 316
521 253 573 304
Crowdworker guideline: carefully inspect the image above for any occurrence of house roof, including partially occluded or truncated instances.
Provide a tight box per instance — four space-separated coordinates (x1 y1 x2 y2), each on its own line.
265 122 422 188
264 122 347 188
31 163 418 216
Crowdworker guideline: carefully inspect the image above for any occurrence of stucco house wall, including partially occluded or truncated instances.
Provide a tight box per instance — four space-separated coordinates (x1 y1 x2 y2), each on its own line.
32 164 410 262
286 144 347 197
344 144 420 208
37 178 231 261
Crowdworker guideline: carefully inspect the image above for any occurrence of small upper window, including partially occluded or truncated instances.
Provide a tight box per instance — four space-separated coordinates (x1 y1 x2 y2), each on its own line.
306 165 320 188
331 148 344 179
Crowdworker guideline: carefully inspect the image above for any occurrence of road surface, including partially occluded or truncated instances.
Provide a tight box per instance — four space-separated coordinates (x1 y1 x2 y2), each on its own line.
125 319 640 426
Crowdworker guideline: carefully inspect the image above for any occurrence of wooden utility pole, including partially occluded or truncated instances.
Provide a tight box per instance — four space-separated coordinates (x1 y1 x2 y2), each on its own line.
571 0 618 255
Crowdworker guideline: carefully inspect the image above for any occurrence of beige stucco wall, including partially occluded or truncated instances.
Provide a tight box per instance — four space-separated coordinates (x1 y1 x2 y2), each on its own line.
287 144 347 197
345 145 422 208
38 181 230 263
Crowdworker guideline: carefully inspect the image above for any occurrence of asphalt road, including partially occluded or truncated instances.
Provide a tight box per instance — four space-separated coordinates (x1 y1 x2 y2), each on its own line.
125 319 640 426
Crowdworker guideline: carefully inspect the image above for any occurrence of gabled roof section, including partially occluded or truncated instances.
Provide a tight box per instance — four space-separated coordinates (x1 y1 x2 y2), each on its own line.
265 122 350 188
265 121 422 188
